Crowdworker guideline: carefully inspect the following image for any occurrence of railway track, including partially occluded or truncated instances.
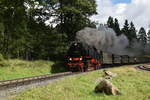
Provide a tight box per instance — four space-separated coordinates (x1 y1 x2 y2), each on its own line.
0 72 76 91
136 64 150 71
0 63 149 100
0 68 103 100
0 71 83 100
0 63 148 91
0 69 101 91
0 63 146 90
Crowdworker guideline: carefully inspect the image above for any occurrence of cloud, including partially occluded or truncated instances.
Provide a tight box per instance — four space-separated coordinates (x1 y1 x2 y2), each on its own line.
91 0 150 31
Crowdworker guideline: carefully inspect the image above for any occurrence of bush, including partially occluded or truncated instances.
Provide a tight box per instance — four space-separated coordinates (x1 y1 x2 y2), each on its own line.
0 53 4 61
0 53 8 67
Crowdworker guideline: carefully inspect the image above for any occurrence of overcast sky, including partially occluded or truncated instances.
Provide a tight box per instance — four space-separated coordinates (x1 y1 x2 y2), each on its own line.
91 0 150 31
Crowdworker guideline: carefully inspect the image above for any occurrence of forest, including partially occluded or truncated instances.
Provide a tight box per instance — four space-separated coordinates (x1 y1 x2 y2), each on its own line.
0 0 150 61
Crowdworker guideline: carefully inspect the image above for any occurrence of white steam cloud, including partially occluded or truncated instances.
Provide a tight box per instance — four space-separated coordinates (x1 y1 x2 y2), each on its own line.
76 25 133 56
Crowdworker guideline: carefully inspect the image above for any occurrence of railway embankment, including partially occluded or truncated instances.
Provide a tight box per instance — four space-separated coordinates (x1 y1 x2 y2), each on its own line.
0 72 74 100
6 64 150 100
0 59 67 81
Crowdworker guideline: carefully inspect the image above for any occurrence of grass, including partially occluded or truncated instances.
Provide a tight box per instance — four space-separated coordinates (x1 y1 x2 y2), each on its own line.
0 59 55 81
7 65 150 100
146 65 150 68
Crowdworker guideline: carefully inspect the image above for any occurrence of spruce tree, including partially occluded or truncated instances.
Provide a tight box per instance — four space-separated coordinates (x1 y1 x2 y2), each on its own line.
147 30 150 43
107 16 114 29
114 18 121 36
138 27 147 46
129 22 137 43
121 20 130 41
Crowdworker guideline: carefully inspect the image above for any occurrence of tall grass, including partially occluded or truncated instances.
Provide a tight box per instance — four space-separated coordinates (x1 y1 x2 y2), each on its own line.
7 65 150 100
0 59 54 81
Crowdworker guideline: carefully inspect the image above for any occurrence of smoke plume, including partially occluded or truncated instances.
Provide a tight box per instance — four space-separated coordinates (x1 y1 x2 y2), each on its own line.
76 24 133 56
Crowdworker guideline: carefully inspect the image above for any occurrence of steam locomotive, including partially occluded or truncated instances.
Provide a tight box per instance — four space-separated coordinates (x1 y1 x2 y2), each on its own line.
66 42 150 72
67 42 101 72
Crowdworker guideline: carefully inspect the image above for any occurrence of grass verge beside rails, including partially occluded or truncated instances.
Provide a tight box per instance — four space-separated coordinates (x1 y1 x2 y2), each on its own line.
8 65 150 100
0 59 66 81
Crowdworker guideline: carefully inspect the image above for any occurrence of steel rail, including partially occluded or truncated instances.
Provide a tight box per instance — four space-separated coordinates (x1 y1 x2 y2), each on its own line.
137 65 150 71
0 72 74 90
0 63 149 91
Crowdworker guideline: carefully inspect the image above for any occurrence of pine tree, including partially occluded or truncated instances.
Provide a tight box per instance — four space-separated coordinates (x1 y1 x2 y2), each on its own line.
138 27 147 46
107 16 114 29
147 30 150 43
121 20 130 40
114 18 121 36
129 22 137 43
107 17 121 36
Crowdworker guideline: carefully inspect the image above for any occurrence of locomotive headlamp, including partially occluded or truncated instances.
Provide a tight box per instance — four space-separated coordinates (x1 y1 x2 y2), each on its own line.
74 43 77 46
80 57 82 60
69 58 72 60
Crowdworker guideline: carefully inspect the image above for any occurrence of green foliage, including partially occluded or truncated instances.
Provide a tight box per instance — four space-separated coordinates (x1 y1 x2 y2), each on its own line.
0 53 4 61
0 53 6 67
122 20 130 38
107 17 121 36
51 61 68 73
107 17 137 45
0 0 29 58
55 0 97 40
0 53 8 67
138 27 147 46
121 20 137 46
129 22 137 41
0 0 97 60
107 16 114 28
114 18 121 36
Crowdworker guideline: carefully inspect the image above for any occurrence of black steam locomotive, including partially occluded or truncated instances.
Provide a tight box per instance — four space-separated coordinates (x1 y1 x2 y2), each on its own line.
66 42 150 72
67 42 101 72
